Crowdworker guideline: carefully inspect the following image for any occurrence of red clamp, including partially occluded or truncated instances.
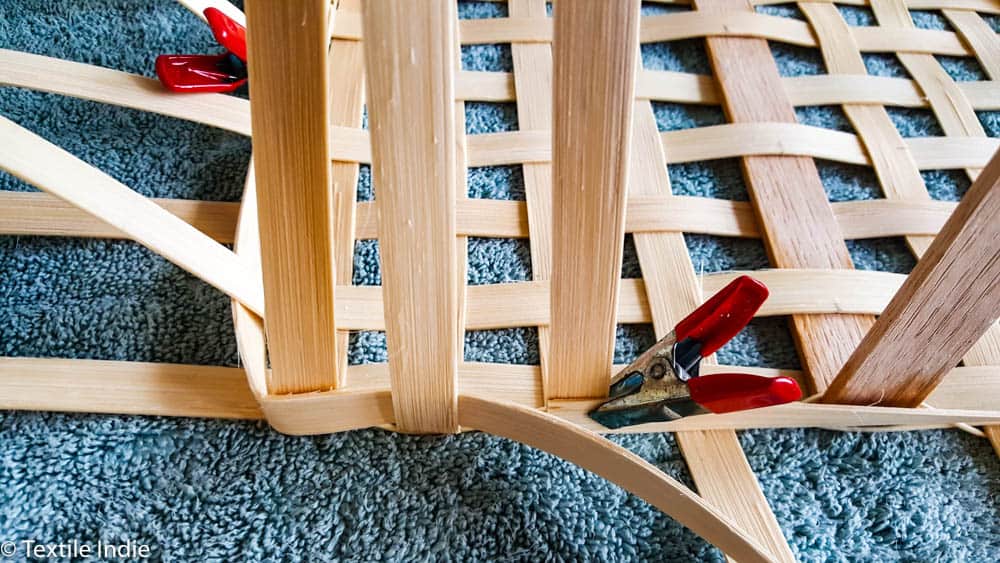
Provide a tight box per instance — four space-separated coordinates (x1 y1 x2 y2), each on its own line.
590 276 802 429
155 8 247 93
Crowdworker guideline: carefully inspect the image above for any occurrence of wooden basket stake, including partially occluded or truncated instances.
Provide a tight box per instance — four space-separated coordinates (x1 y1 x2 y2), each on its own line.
549 0 641 400
246 0 339 394
824 148 1000 406
362 0 460 433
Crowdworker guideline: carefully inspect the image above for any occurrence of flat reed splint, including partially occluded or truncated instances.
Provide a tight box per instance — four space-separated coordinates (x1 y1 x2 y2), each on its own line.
1 0 999 560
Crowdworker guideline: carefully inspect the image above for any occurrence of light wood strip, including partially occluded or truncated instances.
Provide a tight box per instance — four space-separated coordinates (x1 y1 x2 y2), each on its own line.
801 2 934 257
456 71 517 101
548 398 1000 433
987 426 1000 458
459 396 776 563
262 369 1000 434
641 11 813 45
330 270 912 331
804 2 1000 444
675 429 797 562
0 356 261 419
630 100 796 562
549 0 640 399
3 50 997 133
3 191 959 243
960 81 1000 110
902 0 1000 11
246 0 338 393
328 125 1000 170
696 0 876 394
176 0 245 26
944 10 1000 79
3 357 996 432
0 49 251 135
826 199 955 239
661 123 867 165
937 8 1000 452
230 164 268 399
455 69 1000 111
825 149 1000 406
329 0 366 383
657 126 996 169
871 0 987 180
636 70 721 104
363 0 460 433
455 12 472 407
510 0 555 405
784 74 922 108
457 69 1000 110
0 116 264 314
0 191 239 242
332 10 974 57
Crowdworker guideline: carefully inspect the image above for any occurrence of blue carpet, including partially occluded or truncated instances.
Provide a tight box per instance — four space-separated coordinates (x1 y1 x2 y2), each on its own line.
1 1 999 561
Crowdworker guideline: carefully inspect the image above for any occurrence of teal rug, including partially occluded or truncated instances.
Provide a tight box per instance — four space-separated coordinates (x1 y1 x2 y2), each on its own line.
1 1 998 560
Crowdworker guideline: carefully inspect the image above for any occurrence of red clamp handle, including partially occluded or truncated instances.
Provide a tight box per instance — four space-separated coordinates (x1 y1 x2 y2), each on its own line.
674 275 769 357
205 8 247 62
688 373 802 414
155 54 246 93
155 9 247 93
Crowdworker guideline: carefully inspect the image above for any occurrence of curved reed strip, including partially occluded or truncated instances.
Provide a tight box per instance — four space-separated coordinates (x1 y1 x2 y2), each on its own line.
458 395 776 563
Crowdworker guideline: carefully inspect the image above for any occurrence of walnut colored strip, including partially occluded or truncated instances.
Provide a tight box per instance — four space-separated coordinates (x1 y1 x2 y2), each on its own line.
869 0 1000 445
362 0 460 433
549 0 641 399
629 101 796 562
510 0 554 404
246 0 338 393
329 0 366 382
825 150 1000 406
803 1 1000 444
940 6 1000 451
695 0 875 393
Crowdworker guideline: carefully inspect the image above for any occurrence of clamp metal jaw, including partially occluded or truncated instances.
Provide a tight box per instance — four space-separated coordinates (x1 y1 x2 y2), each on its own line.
590 276 802 430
